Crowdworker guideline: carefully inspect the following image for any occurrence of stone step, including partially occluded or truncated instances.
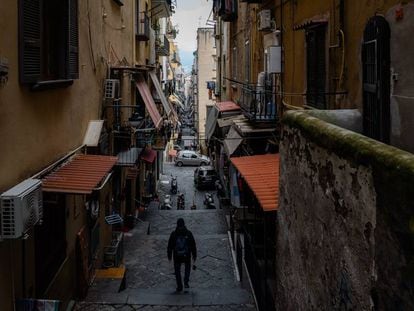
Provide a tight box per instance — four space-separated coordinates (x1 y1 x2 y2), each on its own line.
84 287 253 306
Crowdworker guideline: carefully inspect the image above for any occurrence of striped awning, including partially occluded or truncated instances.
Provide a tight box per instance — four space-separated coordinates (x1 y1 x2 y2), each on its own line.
42 154 118 194
136 75 163 129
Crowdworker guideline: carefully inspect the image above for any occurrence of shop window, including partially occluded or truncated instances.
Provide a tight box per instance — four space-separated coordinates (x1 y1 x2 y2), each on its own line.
19 0 79 87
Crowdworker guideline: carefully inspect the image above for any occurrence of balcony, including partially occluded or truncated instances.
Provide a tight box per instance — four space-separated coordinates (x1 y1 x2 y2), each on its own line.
241 85 277 122
156 34 170 56
136 12 150 41
151 0 173 19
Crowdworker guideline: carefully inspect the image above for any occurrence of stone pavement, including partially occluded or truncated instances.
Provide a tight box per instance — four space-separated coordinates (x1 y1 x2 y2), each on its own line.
74 164 256 311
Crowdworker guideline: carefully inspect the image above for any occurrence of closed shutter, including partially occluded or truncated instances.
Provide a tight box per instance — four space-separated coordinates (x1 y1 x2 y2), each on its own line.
19 0 42 84
67 0 79 79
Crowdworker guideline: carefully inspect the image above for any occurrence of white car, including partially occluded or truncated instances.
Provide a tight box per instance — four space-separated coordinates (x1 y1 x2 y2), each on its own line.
174 150 210 167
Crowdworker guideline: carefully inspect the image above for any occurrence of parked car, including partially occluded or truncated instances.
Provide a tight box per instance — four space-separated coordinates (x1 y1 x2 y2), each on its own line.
173 144 182 151
194 166 217 189
174 150 210 167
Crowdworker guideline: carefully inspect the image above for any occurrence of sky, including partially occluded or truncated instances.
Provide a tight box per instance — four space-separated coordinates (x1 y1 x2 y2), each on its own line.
171 0 214 73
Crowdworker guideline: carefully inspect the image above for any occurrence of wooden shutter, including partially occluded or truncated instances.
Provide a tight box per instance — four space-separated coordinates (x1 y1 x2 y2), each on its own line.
67 0 79 79
362 16 390 143
19 0 42 84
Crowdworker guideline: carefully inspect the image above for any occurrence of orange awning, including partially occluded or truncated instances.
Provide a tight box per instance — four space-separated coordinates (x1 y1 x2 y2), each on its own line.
135 75 162 129
42 154 118 194
230 154 279 212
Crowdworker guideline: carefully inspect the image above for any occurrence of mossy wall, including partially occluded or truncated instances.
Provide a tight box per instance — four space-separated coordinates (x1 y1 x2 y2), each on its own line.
277 110 414 309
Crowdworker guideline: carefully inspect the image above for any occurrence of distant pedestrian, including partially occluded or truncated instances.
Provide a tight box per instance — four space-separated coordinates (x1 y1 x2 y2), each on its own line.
167 218 197 292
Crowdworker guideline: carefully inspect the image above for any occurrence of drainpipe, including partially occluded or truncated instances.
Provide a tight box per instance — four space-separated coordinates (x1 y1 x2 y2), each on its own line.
279 0 284 118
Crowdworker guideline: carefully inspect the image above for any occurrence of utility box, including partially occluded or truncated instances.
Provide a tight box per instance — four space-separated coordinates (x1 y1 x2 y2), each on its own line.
266 46 282 74
258 10 271 31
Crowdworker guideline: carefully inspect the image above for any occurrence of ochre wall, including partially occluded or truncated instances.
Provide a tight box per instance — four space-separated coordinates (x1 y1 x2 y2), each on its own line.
0 0 134 191
0 0 136 308
277 0 403 109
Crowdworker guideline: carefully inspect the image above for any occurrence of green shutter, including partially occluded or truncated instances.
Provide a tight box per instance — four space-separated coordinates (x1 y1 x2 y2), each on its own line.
19 0 42 84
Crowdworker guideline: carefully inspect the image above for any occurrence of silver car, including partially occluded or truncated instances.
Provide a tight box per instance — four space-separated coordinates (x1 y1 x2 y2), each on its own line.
174 150 210 167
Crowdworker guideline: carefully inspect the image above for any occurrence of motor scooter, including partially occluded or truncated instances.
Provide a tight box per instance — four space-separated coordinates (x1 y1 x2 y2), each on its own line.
170 176 177 194
177 193 185 210
161 194 172 210
204 193 215 209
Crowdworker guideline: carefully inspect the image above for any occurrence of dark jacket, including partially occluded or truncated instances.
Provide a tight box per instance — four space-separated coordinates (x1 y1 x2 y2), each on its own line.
167 226 197 261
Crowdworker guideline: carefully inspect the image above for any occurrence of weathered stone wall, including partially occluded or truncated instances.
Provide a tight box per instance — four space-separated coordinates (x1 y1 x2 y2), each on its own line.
277 111 414 310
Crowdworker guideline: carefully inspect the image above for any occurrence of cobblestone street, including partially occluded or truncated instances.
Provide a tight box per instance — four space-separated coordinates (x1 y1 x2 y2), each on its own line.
74 163 256 310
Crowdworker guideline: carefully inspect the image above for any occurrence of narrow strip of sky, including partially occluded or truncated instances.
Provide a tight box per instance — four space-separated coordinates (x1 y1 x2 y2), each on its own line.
171 0 213 71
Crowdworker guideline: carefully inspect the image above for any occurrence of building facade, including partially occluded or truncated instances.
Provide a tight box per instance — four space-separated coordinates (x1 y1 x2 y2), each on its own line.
211 0 414 309
0 0 175 309
195 28 217 150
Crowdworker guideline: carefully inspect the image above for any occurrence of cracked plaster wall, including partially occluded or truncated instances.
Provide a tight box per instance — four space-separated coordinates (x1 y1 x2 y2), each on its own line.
276 111 414 310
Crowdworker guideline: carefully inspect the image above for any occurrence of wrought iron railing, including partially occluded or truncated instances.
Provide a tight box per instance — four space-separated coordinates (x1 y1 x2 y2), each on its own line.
136 12 150 41
104 105 147 130
241 85 277 122
156 34 170 56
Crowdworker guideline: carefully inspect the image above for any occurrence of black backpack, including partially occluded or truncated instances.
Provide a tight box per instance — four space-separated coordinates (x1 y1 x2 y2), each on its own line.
175 233 190 258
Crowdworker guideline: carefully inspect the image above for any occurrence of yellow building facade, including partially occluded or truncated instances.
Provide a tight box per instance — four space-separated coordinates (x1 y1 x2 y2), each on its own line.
0 0 172 309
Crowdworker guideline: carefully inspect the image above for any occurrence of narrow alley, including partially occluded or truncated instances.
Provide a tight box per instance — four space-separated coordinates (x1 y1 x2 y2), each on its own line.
74 164 256 310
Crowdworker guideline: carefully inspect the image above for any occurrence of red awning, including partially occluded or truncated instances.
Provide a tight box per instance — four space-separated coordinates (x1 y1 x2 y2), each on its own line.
215 101 241 112
141 148 157 163
42 154 118 194
135 75 162 129
230 154 279 212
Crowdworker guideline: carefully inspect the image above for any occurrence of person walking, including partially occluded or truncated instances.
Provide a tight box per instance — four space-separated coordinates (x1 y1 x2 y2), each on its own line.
167 218 197 292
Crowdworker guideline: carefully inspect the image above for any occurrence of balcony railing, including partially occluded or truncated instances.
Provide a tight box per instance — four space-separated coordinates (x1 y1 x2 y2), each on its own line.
156 34 170 56
136 12 150 41
241 85 277 122
151 0 173 18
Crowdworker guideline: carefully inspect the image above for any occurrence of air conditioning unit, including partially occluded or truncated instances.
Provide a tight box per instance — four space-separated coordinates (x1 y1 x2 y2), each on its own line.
104 79 120 99
258 10 271 31
0 179 42 239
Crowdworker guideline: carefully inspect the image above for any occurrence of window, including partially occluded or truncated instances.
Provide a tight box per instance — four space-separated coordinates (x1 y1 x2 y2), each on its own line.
232 46 238 80
362 16 390 143
306 25 326 108
19 0 79 87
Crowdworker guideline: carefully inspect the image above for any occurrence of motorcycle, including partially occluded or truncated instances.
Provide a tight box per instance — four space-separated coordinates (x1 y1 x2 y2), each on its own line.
170 176 177 194
161 194 172 210
177 193 185 210
204 192 215 209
